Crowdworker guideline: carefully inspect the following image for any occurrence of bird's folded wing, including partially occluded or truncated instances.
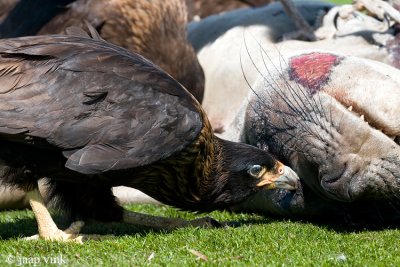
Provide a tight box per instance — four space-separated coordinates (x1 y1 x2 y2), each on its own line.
0 35 203 173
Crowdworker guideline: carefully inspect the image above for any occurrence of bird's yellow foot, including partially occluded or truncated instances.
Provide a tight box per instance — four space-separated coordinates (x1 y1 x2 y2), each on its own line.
24 221 87 243
25 221 112 243
25 188 113 243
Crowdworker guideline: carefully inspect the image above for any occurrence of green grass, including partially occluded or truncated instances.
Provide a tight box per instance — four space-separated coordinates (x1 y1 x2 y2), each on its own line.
327 0 351 5
0 204 399 266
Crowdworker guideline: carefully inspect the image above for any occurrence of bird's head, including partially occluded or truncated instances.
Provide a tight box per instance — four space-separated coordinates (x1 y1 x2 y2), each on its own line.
207 138 300 208
246 161 299 190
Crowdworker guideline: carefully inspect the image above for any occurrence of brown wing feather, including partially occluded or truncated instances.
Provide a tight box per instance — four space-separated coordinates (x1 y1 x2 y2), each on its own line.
0 35 203 174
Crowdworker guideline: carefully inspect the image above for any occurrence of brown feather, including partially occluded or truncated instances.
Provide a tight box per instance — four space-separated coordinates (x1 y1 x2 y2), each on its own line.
37 0 204 102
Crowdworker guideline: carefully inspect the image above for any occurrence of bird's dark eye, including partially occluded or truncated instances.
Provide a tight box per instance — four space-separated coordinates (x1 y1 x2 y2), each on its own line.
248 165 262 177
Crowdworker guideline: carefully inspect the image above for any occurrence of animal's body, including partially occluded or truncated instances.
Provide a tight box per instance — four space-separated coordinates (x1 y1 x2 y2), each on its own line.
228 50 400 225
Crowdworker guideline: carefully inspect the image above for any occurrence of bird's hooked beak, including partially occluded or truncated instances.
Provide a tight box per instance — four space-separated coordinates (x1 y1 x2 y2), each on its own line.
256 161 299 190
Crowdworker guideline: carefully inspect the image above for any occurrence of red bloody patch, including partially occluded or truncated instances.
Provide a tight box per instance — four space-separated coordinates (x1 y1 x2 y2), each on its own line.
289 52 341 95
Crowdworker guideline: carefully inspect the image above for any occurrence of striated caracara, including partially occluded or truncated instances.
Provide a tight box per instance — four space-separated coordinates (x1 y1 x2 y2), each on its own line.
0 34 298 242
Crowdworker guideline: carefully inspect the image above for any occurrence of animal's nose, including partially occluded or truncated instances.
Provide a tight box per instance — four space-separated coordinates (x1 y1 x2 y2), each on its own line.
319 153 365 201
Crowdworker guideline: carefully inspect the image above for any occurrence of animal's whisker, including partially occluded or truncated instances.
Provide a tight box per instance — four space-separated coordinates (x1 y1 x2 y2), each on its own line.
255 42 329 144
274 47 334 141
259 46 315 125
240 38 331 160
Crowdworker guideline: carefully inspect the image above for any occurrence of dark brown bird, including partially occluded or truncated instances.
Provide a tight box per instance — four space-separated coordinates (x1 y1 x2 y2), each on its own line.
0 0 205 102
0 34 298 241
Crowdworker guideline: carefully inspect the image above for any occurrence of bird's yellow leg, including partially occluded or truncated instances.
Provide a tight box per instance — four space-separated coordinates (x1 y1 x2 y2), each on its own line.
122 209 220 231
25 187 106 243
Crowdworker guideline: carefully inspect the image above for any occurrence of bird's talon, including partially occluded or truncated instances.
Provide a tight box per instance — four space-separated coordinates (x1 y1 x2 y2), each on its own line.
23 221 88 243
